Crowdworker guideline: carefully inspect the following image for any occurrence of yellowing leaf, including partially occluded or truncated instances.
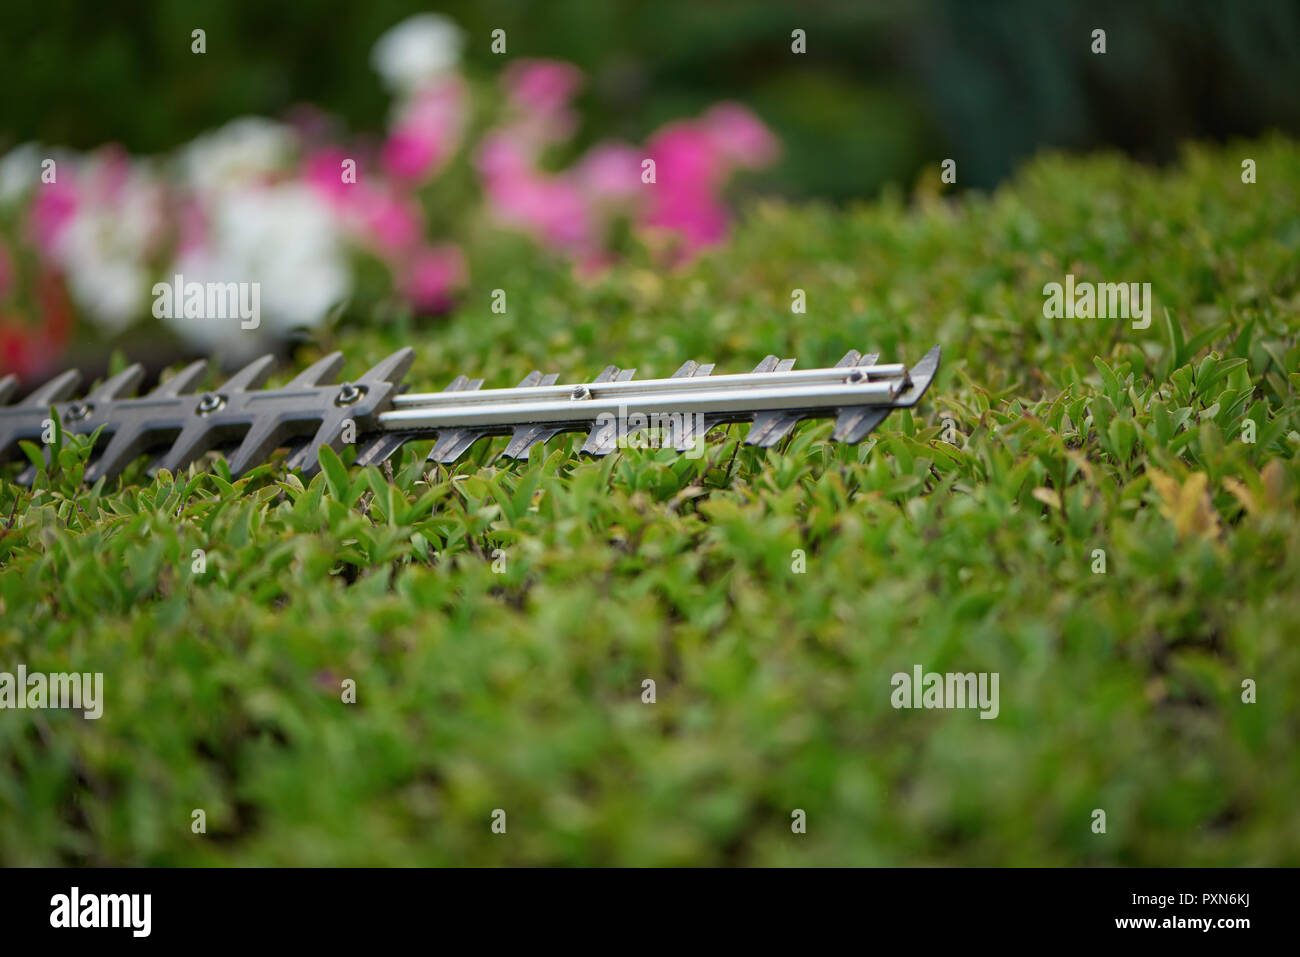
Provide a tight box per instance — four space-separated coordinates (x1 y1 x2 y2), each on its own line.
1222 477 1256 515
1032 486 1062 511
1148 468 1220 541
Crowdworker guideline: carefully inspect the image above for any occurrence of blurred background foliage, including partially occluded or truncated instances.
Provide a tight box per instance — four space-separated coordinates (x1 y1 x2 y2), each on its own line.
3 0 1299 201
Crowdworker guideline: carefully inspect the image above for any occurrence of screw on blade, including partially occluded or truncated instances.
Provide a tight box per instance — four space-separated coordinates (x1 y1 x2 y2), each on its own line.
87 356 209 478
501 371 562 459
152 353 276 476
73 363 150 483
0 369 83 467
285 346 415 475
154 348 410 478
830 351 891 443
579 366 637 456
17 365 136 480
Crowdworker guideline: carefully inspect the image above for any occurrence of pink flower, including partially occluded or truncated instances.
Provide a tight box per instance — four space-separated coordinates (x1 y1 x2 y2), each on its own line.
303 147 357 209
500 60 583 146
176 198 209 256
504 59 583 115
649 121 727 184
28 176 79 257
636 107 777 255
643 190 730 252
701 103 779 169
381 79 465 184
497 175 591 248
402 243 465 312
478 134 593 251
641 122 729 251
358 187 424 256
87 144 132 202
576 142 643 204
477 134 532 186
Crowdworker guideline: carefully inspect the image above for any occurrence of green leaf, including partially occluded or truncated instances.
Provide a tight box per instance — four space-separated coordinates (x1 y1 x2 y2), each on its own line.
318 445 350 501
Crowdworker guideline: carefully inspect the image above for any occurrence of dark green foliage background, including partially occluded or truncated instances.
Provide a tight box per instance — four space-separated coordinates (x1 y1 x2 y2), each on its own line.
3 0 1299 200
1 138 1299 865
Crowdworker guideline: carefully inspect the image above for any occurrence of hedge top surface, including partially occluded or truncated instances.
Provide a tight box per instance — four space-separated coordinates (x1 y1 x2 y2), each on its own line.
1 136 1298 865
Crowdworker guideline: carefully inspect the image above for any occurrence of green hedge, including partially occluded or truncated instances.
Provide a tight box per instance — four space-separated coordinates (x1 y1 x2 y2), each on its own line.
1 136 1298 865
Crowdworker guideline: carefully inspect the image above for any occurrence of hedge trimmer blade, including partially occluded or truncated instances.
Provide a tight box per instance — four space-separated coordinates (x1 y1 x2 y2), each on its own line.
0 345 940 484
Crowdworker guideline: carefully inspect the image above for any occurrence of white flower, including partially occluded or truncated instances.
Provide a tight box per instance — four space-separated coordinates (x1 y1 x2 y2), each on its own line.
51 158 166 332
371 14 463 95
179 117 294 196
161 182 351 352
0 143 41 206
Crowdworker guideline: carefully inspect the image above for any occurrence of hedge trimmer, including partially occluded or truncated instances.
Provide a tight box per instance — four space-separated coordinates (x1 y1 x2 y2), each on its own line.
0 345 940 484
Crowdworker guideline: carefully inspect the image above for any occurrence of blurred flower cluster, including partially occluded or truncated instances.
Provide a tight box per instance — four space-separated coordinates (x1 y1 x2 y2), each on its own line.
479 60 778 273
0 14 777 377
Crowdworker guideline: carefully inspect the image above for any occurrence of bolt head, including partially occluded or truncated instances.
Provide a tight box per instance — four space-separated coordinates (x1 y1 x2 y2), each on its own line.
846 369 865 383
571 385 592 400
65 402 93 422
335 382 365 406
196 393 225 415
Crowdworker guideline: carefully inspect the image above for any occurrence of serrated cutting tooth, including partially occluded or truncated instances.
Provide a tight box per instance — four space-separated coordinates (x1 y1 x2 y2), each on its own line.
749 356 796 374
664 360 713 450
155 419 223 475
84 424 149 483
287 348 417 476
744 357 801 446
0 369 82 468
221 354 276 392
23 369 82 406
357 347 415 385
355 432 417 468
429 430 489 464
834 350 863 368
226 417 287 476
442 375 483 393
0 374 19 405
287 351 345 387
745 411 803 447
149 359 209 397
426 374 486 464
86 363 145 402
154 356 276 475
29 364 151 483
831 407 890 443
503 373 561 459
829 350 895 442
580 367 635 455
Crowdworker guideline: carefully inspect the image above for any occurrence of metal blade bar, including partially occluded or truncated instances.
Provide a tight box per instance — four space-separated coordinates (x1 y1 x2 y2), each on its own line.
388 362 908 410
379 376 907 431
